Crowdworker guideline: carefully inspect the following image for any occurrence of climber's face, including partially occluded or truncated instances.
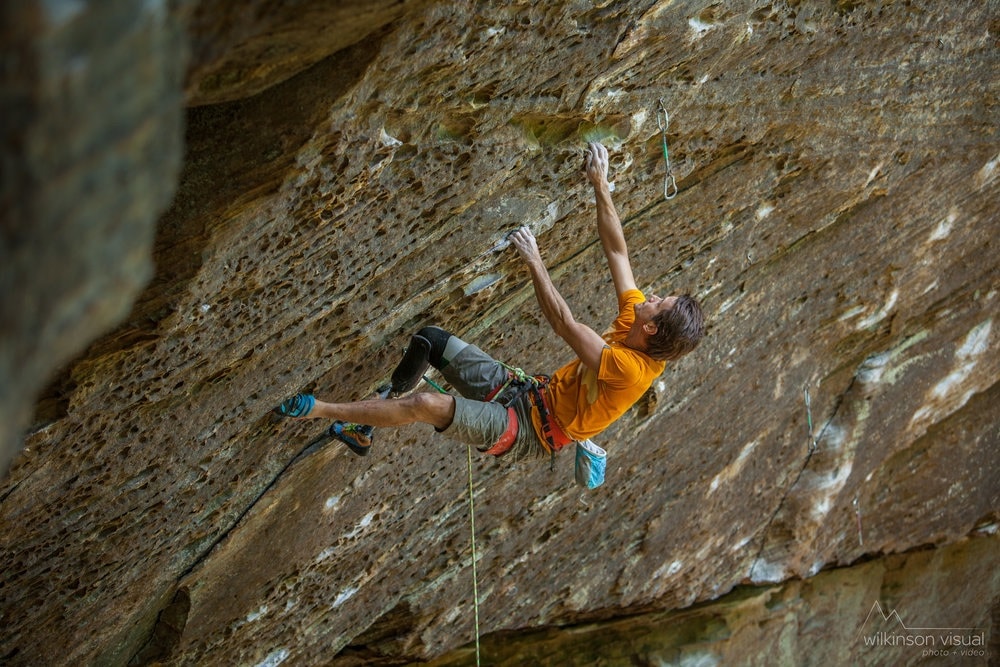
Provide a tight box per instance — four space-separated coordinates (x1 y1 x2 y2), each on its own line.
635 294 677 327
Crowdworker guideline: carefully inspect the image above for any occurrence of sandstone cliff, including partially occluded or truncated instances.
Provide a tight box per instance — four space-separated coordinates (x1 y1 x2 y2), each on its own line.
1 1 997 665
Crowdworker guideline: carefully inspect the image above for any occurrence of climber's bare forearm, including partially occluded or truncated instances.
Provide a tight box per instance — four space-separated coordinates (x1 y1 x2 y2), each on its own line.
586 142 637 295
510 226 606 370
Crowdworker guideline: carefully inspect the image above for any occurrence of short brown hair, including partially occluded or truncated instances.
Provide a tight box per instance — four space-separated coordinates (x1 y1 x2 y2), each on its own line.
645 295 705 361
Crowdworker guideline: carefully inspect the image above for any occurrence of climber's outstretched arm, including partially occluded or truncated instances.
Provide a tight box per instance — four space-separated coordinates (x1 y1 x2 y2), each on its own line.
509 226 607 371
585 142 638 298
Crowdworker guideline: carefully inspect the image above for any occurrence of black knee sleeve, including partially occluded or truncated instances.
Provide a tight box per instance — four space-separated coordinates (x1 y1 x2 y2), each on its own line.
417 326 453 368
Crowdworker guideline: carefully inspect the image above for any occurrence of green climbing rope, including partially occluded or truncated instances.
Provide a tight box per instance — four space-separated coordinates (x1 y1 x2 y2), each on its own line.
424 374 481 665
466 441 482 666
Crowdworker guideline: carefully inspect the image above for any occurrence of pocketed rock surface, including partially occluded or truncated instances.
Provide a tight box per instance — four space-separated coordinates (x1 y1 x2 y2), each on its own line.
1 1 997 665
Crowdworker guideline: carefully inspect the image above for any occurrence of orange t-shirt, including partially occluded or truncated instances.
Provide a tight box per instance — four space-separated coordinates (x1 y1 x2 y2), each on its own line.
543 289 666 442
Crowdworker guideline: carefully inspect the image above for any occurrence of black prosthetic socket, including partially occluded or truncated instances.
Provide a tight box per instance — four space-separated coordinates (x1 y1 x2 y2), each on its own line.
390 335 431 395
417 326 453 368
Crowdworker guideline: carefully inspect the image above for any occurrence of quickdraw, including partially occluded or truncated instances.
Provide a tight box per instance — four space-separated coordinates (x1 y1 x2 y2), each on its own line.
657 98 678 200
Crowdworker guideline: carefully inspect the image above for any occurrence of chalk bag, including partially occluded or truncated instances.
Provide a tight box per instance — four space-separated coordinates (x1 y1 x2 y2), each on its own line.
574 439 607 489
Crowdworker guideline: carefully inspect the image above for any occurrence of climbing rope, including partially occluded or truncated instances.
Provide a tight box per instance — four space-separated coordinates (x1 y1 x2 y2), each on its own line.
424 375 481 665
466 442 482 667
656 98 678 200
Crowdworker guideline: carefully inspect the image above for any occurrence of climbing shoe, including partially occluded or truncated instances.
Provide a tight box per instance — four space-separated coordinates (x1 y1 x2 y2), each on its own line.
328 421 373 456
390 334 431 395
274 393 315 418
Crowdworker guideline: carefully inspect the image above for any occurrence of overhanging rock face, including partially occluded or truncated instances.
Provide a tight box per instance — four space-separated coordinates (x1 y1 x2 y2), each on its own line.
0 2 185 481
422 534 1000 666
1 1 997 665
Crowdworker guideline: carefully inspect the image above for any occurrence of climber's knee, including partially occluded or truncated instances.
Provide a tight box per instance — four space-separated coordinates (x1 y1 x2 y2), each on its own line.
417 326 467 368
390 326 469 394
409 391 455 430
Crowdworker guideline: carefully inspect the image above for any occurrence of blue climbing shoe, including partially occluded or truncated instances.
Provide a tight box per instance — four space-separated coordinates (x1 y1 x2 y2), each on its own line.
328 421 373 456
274 393 315 418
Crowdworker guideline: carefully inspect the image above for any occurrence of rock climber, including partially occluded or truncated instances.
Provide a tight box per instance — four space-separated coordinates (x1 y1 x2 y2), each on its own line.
275 141 704 462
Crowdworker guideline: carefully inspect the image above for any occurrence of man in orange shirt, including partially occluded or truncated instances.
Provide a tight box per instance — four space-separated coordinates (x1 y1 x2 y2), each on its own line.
276 142 704 460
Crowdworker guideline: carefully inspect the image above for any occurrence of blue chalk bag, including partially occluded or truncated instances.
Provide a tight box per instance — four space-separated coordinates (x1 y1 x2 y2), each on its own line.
574 439 607 489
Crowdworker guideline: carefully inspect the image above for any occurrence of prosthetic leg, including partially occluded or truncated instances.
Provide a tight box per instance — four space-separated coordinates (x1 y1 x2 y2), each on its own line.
390 326 453 394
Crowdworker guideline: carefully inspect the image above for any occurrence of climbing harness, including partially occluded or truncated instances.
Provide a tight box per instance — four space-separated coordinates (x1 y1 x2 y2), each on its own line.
487 365 604 490
485 362 573 468
656 98 678 200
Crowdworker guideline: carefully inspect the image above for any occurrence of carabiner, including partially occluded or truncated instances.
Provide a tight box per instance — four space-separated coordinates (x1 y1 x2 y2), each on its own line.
663 172 678 200
656 98 669 131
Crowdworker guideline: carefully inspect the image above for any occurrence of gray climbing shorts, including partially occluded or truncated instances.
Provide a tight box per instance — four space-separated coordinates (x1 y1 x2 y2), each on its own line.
437 342 547 462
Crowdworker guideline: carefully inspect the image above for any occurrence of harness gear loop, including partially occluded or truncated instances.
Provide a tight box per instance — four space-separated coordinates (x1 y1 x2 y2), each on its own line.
656 98 678 200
